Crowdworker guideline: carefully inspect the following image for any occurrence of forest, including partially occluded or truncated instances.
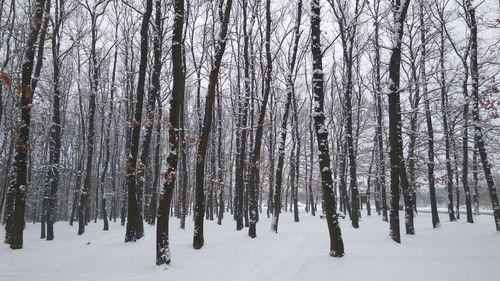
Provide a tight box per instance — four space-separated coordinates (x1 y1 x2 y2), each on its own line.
0 0 499 272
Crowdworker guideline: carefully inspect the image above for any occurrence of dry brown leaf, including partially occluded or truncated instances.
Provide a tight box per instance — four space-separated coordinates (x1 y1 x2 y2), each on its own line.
0 71 12 86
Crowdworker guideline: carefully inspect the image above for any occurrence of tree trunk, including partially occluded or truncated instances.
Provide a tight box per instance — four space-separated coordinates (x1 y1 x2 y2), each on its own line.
46 0 63 240
142 0 163 226
467 0 500 230
235 0 251 231
472 142 479 215
420 1 440 228
291 88 300 223
374 11 388 220
156 0 183 265
193 0 233 249
125 0 154 242
8 0 48 249
438 10 456 222
388 0 411 244
311 0 344 257
271 0 302 233
78 3 107 235
247 0 272 238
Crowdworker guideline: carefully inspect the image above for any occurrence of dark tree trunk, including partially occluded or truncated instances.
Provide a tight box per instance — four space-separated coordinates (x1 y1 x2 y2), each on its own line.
467 0 500 230
461 63 473 223
366 143 376 216
374 11 388 219
308 97 315 216
8 0 48 249
420 1 440 228
216 80 224 226
156 0 183 265
247 0 272 238
46 0 62 240
125 0 154 242
445 2 474 223
406 27 421 218
178 92 187 228
438 10 456 222
291 79 301 223
339 141 348 217
311 0 344 257
30 0 51 94
193 0 233 249
388 0 411 244
271 0 302 233
121 38 136 226
69 56 86 227
99 23 119 232
235 0 251 231
472 142 479 215
78 2 107 235
267 90 276 218
141 0 162 226
328 0 362 229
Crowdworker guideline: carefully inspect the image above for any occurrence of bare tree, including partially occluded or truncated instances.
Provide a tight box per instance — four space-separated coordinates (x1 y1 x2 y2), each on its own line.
311 0 344 257
388 0 412 243
193 0 234 249
6 0 48 249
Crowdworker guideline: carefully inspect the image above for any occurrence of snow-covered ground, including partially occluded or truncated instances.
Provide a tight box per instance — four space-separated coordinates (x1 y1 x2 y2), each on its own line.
1 210 499 281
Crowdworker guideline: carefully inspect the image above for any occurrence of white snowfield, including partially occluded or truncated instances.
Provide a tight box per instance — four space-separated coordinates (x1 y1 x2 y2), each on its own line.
1 211 499 281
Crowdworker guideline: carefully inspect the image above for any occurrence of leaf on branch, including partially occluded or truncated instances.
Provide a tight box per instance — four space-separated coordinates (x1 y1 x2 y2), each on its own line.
132 119 141 128
16 82 32 99
0 71 12 86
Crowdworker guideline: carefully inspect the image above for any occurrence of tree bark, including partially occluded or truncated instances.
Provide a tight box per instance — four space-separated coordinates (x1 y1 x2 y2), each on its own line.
271 0 302 233
156 0 183 264
467 0 500 230
247 0 272 238
8 0 48 249
388 0 412 243
438 6 456 222
125 0 153 242
420 0 440 228
193 0 233 249
46 0 63 240
311 0 344 257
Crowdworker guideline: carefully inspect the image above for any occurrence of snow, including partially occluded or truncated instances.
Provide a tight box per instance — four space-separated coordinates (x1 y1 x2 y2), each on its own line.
1 211 499 281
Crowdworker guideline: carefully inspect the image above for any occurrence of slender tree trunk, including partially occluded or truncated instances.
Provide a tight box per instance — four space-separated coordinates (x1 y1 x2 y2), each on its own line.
46 0 62 240
125 0 153 242
235 0 250 231
141 0 163 225
149 94 162 225
308 97 316 216
69 65 85 227
467 0 500 230
8 0 48 249
193 0 233 249
420 1 440 228
78 4 105 235
178 84 188 229
472 142 479 215
247 0 272 238
267 90 275 218
366 143 376 216
156 0 183 265
388 0 411 243
372 0 388 222
99 25 119 232
311 0 344 257
291 89 300 223
271 0 302 233
217 79 224 225
438 12 456 222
